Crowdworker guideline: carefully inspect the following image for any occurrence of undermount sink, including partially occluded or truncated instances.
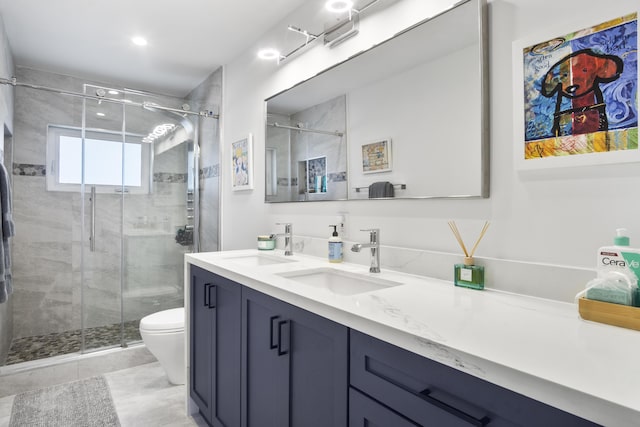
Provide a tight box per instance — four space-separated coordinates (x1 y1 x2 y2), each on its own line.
224 254 297 266
277 268 403 296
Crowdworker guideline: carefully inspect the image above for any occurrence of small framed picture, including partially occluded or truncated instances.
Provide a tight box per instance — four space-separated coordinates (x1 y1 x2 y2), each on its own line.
361 138 392 174
231 134 253 191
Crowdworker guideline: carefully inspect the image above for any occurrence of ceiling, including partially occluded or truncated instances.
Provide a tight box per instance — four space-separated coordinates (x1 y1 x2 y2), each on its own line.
0 0 311 97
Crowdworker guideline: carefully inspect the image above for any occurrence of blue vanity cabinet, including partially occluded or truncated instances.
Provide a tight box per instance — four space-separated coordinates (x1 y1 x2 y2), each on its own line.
241 286 348 427
349 330 600 427
189 265 242 427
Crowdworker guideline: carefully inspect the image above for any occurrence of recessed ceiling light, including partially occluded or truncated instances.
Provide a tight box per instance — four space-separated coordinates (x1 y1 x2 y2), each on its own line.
325 0 353 13
108 90 119 95
131 36 148 46
257 48 281 61
96 112 106 117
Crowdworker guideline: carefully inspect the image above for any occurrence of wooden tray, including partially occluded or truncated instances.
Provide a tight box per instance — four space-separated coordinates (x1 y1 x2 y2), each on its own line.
578 297 640 331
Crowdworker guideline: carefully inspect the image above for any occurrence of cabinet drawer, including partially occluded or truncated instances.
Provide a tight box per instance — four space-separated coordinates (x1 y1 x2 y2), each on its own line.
350 330 599 427
350 387 418 427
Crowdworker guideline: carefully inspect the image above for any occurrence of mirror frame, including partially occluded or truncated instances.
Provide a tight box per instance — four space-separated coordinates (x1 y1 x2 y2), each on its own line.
264 0 489 202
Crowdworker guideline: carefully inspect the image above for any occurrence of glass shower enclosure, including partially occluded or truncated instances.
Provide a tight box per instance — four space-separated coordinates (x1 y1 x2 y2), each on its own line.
78 84 197 352
1 77 204 366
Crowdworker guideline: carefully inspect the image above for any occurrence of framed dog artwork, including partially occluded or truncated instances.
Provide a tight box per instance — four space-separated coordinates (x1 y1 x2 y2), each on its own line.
513 10 638 170
231 134 253 191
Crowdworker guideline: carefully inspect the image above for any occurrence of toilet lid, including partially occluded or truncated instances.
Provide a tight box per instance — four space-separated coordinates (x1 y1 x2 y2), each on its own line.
140 307 184 332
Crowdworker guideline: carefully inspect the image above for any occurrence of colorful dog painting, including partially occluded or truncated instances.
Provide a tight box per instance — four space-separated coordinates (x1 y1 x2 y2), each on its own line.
542 49 623 136
522 13 638 160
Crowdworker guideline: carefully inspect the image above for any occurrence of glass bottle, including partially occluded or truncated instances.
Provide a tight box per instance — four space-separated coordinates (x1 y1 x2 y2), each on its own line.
454 256 484 290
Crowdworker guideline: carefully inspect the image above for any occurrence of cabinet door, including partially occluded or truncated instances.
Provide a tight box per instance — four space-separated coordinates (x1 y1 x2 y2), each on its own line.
242 287 290 427
190 265 242 427
242 287 348 427
190 265 214 424
283 299 348 427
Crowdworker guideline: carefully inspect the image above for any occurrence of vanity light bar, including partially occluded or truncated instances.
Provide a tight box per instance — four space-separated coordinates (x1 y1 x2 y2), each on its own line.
287 25 319 42
257 0 381 63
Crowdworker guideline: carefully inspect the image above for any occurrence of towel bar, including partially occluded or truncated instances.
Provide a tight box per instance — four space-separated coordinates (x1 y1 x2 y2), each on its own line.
354 184 406 193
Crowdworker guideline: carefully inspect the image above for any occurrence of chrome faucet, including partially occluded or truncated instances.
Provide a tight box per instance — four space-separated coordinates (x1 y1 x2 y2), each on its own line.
276 222 293 256
351 228 380 273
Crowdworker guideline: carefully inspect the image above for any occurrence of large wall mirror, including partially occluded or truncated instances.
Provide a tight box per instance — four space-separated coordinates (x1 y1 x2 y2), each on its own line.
265 0 488 202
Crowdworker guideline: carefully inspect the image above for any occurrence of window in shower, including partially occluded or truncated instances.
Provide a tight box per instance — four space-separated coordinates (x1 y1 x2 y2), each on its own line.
58 136 141 186
46 124 151 193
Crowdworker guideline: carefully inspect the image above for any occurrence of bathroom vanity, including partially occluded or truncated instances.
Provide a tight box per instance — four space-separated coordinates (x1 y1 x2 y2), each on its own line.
185 250 640 426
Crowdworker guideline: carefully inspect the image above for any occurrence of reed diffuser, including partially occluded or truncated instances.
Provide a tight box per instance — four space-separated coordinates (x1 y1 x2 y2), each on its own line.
448 220 490 290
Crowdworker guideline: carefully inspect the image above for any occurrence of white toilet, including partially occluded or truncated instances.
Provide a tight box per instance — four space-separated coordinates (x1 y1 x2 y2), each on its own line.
140 307 185 385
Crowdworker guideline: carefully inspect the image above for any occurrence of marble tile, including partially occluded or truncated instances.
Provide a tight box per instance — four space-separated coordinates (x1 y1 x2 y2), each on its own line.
0 394 15 426
12 175 74 243
105 362 206 427
0 292 12 365
154 143 188 174
77 346 155 379
199 176 219 252
0 360 78 398
11 288 75 338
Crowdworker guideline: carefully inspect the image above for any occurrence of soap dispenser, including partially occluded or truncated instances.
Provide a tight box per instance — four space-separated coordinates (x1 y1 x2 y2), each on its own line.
596 228 640 305
328 225 343 263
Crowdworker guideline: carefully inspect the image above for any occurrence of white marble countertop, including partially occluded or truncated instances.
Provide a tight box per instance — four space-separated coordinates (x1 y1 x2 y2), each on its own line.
186 249 640 426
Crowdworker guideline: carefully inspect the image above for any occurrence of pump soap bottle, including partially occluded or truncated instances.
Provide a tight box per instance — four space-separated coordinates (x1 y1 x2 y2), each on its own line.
596 228 640 306
328 225 343 263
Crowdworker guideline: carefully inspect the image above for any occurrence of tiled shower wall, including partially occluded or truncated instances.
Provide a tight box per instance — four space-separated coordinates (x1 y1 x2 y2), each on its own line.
9 66 198 340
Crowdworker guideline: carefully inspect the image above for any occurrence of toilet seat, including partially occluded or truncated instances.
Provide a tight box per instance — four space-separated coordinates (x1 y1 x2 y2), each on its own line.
140 307 184 333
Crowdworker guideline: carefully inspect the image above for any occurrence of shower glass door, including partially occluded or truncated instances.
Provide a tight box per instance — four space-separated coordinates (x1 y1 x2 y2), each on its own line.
80 85 126 351
80 85 194 353
121 92 193 344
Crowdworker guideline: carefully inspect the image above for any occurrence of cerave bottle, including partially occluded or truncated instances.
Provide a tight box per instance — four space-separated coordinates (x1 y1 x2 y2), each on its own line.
597 228 640 284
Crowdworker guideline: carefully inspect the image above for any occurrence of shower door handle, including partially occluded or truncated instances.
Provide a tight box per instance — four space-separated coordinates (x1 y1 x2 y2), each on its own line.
90 186 96 252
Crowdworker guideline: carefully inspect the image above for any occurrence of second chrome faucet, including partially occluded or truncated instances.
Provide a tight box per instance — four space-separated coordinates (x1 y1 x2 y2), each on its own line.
351 228 380 273
276 222 293 256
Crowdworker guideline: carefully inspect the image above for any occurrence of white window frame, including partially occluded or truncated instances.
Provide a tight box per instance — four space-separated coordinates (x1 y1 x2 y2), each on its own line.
46 124 151 194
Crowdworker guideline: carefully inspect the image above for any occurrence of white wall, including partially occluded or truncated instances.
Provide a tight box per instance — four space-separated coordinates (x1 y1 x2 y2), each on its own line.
220 0 639 293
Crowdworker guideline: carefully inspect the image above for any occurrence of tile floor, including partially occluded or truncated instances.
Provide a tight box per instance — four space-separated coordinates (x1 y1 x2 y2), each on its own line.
0 362 208 427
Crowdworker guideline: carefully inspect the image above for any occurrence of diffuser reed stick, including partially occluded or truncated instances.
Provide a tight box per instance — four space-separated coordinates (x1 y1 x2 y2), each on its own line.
448 220 490 290
448 220 490 258
448 221 469 257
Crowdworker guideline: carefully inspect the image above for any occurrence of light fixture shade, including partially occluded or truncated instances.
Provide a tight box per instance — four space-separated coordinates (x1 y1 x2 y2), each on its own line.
257 48 281 61
325 0 354 13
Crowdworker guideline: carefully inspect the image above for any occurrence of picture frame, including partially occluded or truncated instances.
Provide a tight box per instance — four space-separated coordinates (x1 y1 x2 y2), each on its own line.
299 156 327 194
361 138 392 174
231 134 253 191
512 11 639 170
